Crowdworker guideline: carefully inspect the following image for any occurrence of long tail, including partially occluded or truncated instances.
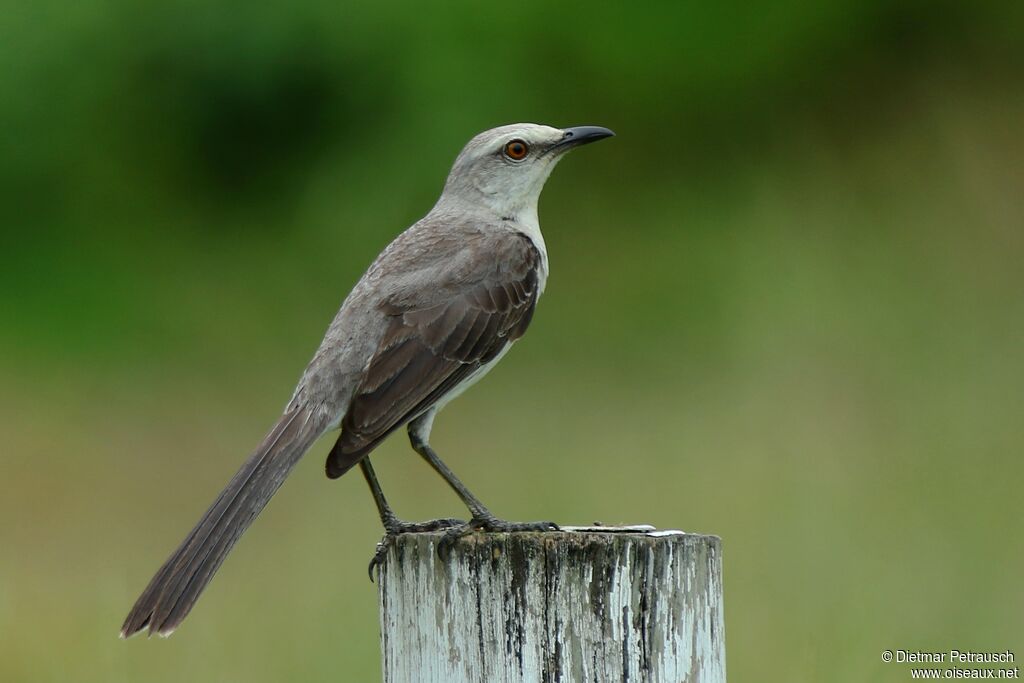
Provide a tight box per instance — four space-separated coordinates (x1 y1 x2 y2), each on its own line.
121 405 323 638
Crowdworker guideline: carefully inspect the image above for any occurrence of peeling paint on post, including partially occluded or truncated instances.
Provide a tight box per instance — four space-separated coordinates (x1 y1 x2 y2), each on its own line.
378 526 725 682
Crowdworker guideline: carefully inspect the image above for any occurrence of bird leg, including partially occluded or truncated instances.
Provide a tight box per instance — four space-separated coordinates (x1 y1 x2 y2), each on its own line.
406 423 558 554
359 458 463 581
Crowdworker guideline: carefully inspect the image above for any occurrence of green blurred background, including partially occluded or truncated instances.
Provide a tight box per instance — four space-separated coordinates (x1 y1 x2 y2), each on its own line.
2 1 1022 680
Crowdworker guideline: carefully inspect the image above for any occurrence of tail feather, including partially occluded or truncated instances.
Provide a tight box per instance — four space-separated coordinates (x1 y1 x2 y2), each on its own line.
121 406 322 638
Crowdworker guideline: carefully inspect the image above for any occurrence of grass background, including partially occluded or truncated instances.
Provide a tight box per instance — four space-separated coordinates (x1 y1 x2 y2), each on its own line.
2 1 1022 680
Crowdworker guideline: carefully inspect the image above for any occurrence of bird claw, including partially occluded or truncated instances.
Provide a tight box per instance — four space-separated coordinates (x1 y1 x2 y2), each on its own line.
367 517 466 582
367 541 390 582
435 517 560 560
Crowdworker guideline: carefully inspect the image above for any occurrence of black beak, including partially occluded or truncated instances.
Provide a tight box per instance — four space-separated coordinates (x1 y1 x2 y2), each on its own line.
553 125 615 152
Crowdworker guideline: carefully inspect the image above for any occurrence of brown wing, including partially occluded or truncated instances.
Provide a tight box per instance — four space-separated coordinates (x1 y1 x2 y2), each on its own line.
324 232 541 478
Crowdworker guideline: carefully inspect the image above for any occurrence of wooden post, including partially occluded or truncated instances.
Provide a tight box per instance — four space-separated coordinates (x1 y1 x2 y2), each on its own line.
377 526 725 682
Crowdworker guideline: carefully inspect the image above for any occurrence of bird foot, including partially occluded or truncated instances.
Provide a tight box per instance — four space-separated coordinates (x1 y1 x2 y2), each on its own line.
367 517 465 581
436 515 559 559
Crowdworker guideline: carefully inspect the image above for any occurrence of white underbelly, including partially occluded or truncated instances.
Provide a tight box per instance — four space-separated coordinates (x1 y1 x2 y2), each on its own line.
432 344 513 413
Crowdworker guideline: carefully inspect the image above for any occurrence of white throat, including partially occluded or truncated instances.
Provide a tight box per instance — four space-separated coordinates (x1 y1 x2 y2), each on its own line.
513 202 549 295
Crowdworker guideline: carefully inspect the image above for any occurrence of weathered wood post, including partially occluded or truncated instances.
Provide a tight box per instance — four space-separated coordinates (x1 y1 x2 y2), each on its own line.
377 526 725 682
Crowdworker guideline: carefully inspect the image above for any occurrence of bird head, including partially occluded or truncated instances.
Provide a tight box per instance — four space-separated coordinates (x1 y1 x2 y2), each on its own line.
437 123 614 218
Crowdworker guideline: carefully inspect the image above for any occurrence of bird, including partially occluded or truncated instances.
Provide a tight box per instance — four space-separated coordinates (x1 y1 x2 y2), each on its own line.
120 122 615 638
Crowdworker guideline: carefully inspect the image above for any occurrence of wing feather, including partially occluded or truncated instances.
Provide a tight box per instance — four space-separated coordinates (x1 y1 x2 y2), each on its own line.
324 231 541 478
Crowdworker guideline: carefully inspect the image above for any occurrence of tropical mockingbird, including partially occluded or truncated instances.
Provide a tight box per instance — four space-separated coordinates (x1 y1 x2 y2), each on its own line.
120 122 614 638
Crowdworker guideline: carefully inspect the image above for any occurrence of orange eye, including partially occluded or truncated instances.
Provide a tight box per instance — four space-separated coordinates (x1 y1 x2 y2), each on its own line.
503 139 529 160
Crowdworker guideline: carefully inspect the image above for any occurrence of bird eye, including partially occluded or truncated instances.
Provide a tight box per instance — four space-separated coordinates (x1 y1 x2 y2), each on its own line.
503 140 529 161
